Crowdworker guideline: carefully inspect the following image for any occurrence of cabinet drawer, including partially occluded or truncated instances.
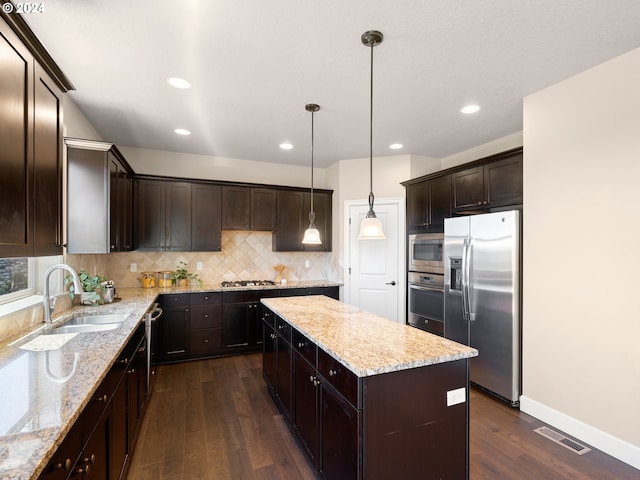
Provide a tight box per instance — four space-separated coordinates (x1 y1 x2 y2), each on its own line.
261 307 276 328
160 293 189 307
190 328 222 355
318 349 359 408
292 329 316 366
190 304 222 329
191 292 221 305
275 316 291 343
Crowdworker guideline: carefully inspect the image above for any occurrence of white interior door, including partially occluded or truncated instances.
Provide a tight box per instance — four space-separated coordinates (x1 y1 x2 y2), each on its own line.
346 199 403 323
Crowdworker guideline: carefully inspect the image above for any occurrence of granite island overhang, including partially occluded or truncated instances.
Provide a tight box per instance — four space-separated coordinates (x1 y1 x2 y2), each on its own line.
260 295 478 480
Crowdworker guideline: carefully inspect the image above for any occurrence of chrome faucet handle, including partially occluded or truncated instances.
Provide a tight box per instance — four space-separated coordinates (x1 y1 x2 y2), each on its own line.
49 296 58 313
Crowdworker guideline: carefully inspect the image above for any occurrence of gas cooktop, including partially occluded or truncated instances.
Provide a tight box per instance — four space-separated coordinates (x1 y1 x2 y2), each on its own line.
221 280 277 287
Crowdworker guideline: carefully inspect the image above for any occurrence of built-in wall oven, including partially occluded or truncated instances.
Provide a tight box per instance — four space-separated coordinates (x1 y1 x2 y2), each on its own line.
408 271 444 336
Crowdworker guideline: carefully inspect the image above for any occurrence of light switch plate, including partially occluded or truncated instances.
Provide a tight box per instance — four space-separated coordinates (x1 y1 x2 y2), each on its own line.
196 262 203 271
305 260 310 268
130 263 137 273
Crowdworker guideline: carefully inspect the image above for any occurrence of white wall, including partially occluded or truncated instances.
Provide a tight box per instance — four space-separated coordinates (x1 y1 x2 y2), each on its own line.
119 146 325 189
440 131 523 169
521 47 640 469
63 96 103 140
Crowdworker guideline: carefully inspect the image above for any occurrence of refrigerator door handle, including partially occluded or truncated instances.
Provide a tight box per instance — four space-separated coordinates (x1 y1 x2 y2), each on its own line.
461 238 471 322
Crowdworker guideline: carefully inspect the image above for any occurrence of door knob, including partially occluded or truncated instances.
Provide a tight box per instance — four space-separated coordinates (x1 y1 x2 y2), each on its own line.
385 281 397 286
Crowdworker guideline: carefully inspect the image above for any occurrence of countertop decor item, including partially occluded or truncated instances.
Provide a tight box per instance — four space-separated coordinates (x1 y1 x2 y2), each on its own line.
65 269 107 305
272 264 285 283
302 103 322 245
172 261 203 286
358 30 386 240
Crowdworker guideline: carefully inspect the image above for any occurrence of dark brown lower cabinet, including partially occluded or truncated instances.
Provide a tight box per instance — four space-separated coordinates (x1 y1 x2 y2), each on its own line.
264 306 470 480
38 325 148 480
262 314 292 418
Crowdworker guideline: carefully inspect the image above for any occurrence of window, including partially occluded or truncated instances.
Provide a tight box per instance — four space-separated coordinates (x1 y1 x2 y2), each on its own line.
0 255 64 306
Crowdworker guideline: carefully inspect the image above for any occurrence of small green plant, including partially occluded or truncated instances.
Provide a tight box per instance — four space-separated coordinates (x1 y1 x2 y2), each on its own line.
173 261 202 286
65 269 108 300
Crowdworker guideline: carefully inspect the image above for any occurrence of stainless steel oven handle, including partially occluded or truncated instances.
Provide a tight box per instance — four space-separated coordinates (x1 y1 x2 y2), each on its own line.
409 283 444 293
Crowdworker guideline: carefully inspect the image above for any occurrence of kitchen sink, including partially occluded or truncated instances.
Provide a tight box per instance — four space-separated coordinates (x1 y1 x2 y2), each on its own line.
51 313 130 334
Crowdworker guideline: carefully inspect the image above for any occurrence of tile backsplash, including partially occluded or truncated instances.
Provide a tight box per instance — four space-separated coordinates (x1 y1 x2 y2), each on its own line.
106 231 339 287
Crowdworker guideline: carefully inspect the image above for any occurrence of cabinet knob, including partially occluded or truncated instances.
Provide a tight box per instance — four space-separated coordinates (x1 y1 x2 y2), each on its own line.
204 314 209 318
204 296 209 300
297 342 305 348
128 368 135 374
83 454 96 465
118 357 129 364
94 394 108 403
55 459 72 471
75 464 91 476
270 333 277 339
204 339 209 343
329 369 337 377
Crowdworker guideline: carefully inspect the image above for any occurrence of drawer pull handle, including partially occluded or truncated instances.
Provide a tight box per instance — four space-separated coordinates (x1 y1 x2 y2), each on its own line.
94 394 108 403
329 369 337 377
278 324 285 330
297 342 305 348
270 333 277 339
83 454 96 464
128 368 135 374
118 357 129 365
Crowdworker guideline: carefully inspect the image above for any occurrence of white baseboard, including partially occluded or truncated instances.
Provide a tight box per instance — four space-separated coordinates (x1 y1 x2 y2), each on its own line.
520 395 640 471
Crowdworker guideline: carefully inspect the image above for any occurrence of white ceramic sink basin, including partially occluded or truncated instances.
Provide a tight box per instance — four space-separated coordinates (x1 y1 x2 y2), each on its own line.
52 313 129 334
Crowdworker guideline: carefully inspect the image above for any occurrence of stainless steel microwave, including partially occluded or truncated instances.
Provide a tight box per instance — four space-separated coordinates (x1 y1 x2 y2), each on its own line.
408 233 444 273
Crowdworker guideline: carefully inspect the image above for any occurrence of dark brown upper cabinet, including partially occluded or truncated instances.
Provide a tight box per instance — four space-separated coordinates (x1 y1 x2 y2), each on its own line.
0 20 65 258
66 139 134 253
135 179 192 251
452 152 523 212
191 183 222 251
273 190 332 252
222 186 276 230
406 174 451 233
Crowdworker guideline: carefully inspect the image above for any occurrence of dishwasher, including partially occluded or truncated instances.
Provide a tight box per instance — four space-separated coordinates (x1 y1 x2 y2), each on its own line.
144 303 163 395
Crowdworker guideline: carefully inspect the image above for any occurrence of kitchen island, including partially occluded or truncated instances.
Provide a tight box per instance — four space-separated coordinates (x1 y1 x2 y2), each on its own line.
261 295 478 480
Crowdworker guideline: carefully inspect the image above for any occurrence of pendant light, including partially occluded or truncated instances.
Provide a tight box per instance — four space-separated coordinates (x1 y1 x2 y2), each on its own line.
302 103 322 245
358 30 386 240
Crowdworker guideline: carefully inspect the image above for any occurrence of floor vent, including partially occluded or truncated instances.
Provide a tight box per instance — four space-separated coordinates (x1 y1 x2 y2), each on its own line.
534 427 591 455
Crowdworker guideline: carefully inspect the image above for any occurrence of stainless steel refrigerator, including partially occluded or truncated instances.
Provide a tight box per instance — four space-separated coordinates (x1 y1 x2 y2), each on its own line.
444 210 521 406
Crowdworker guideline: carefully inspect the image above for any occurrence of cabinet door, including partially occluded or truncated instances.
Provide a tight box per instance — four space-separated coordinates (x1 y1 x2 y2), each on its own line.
274 190 304 251
428 174 451 231
33 64 63 256
135 179 165 250
165 182 191 251
276 333 292 417
251 188 276 230
406 182 429 231
0 22 33 257
81 408 110 480
222 303 250 348
191 183 222 251
160 307 190 359
452 165 484 211
222 186 250 229
263 321 276 391
110 375 127 480
484 154 523 207
293 352 318 465
109 157 121 252
319 382 359 480
122 175 133 251
302 192 331 251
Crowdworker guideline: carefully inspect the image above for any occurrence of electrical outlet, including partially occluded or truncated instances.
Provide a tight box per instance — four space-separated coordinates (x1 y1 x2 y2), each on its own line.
130 263 137 273
196 261 203 271
305 260 310 268
446 387 466 407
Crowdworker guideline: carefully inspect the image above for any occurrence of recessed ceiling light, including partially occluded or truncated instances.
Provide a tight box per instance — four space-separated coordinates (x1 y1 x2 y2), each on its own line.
279 143 293 150
174 128 191 136
389 143 403 150
461 104 480 114
167 77 191 89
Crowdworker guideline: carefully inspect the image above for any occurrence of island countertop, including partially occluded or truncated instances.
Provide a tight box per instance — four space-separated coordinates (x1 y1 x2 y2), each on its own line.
261 295 477 377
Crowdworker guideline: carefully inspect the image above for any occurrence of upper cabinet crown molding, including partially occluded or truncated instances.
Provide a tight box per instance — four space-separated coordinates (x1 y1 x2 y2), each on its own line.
0 9 74 91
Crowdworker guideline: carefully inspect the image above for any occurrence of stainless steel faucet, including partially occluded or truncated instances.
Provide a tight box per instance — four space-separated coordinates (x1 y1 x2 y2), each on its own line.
43 264 84 323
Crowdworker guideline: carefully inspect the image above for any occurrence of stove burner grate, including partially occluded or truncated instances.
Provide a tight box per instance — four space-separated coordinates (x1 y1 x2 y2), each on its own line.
221 279 277 287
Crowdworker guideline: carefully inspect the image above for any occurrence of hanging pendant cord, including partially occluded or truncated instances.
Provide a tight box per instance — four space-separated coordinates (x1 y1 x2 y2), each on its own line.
310 109 315 218
368 42 375 216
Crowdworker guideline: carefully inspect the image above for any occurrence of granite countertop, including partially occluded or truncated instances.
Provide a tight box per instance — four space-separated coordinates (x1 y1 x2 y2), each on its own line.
0 280 340 480
261 295 478 377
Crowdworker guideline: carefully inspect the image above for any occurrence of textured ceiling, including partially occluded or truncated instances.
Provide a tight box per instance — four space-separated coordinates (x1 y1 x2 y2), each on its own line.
24 0 640 168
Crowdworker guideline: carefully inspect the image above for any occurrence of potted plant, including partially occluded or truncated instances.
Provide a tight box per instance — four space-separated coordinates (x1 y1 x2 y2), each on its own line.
172 261 202 287
65 269 108 305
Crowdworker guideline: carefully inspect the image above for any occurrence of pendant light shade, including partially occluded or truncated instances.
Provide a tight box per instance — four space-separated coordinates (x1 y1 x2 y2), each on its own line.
302 103 322 245
358 30 386 240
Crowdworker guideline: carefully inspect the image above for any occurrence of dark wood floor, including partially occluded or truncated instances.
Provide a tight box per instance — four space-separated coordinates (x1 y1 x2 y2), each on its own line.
127 353 639 479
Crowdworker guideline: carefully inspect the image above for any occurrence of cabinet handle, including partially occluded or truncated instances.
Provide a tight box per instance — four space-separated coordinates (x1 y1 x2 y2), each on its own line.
204 339 209 343
270 333 277 339
278 324 285 330
297 342 305 348
75 464 91 475
118 357 129 364
128 368 135 374
329 369 337 377
204 314 209 318
55 459 72 471
94 394 108 403
83 454 96 464
204 296 209 300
